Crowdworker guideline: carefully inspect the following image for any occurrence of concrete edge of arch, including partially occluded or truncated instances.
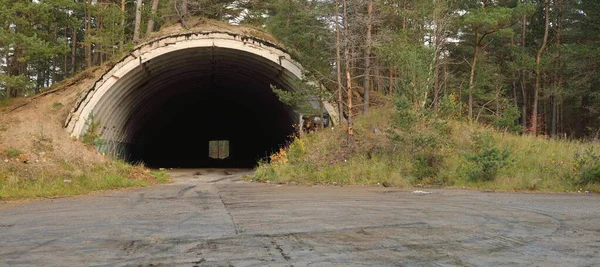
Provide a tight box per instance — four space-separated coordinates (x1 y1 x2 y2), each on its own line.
65 29 340 138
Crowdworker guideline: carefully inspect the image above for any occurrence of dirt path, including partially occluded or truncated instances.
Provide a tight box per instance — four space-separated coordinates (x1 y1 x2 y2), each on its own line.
0 169 598 266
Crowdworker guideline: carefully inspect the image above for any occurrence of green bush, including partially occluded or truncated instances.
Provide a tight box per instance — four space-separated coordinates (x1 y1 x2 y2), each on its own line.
412 152 443 181
494 105 524 133
437 93 462 118
464 133 512 182
390 98 450 184
392 97 417 131
572 148 600 185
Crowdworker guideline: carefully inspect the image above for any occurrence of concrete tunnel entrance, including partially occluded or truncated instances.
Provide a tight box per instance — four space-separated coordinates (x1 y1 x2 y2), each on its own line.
65 31 337 168
126 47 298 167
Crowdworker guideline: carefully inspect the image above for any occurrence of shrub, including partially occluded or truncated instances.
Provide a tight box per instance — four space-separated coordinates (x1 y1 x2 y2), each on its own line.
392 97 417 131
437 93 462 119
494 105 524 133
410 133 444 182
464 133 512 182
390 98 450 184
572 147 600 185
412 152 443 182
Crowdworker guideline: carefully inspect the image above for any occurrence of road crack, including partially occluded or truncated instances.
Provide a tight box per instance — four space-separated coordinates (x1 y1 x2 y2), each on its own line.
178 185 197 198
216 187 239 235
271 239 291 261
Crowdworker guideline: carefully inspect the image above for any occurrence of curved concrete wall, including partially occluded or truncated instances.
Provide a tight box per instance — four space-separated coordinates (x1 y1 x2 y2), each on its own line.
66 30 338 143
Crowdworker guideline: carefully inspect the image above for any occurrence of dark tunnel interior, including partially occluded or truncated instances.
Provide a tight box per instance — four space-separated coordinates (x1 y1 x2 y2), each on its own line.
129 81 297 168
96 47 300 168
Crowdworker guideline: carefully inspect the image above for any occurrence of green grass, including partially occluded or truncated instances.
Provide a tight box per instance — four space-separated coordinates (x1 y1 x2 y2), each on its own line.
0 160 170 200
441 122 600 192
52 102 64 109
0 98 13 107
6 148 23 157
252 105 600 193
149 170 170 183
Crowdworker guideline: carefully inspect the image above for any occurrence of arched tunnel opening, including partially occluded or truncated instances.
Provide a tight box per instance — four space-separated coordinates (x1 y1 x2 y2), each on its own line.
121 47 298 168
67 36 323 169
127 54 298 168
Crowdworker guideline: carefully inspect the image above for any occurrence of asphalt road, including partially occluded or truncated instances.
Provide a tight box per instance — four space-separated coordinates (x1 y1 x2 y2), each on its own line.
0 169 599 266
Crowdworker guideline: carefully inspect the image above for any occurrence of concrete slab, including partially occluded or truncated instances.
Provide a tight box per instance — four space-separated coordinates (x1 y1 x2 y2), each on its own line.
0 170 598 266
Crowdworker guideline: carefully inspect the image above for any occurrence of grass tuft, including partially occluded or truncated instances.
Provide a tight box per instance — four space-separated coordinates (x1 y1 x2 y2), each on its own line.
6 148 23 157
52 102 64 109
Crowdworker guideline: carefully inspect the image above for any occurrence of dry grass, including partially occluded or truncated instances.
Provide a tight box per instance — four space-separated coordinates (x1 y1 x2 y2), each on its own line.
253 105 600 193
0 160 169 200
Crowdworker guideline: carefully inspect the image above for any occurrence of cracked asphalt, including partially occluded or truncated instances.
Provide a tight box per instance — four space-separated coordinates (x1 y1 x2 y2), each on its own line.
0 169 599 266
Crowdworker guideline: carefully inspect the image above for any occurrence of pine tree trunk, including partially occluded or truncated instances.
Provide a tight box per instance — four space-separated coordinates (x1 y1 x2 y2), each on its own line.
433 49 441 109
389 67 394 96
64 27 68 80
335 0 343 124
363 0 373 114
133 0 143 43
147 0 160 35
402 0 407 30
532 0 550 136
551 0 563 137
71 26 77 75
432 1 444 109
468 29 479 121
521 14 528 131
375 60 382 92
120 0 125 50
95 10 102 65
443 59 448 95
85 0 92 68
343 0 354 143
510 36 518 107
52 28 58 85
7 45 26 97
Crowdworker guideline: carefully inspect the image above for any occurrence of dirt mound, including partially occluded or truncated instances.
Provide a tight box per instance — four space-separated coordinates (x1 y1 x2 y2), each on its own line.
0 66 109 168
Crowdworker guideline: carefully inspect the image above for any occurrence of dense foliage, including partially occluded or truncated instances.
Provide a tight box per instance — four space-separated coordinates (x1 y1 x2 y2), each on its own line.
0 0 598 138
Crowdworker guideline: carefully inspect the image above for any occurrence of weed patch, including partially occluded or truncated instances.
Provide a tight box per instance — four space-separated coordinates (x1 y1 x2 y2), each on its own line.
82 114 105 147
0 160 170 200
6 147 23 157
570 147 600 186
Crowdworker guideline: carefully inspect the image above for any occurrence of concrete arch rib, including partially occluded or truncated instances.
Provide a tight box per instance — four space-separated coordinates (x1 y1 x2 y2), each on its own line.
66 30 337 167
